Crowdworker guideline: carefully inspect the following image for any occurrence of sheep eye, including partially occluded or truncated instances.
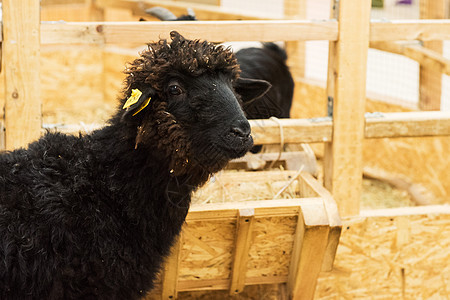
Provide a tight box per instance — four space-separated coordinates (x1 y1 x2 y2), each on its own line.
169 85 183 95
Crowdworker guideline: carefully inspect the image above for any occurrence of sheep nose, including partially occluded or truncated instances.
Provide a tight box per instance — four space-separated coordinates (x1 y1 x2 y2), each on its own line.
230 119 251 138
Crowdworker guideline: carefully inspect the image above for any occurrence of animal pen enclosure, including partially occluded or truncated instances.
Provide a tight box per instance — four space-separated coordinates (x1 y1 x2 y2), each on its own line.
1 0 450 299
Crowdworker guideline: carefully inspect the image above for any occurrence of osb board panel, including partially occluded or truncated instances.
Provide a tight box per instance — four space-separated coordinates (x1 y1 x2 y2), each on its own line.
176 284 286 300
179 220 236 281
315 212 450 299
177 215 298 284
246 216 297 279
170 210 450 300
0 45 112 124
146 284 285 300
291 79 450 204
39 45 113 124
103 46 144 105
0 45 126 124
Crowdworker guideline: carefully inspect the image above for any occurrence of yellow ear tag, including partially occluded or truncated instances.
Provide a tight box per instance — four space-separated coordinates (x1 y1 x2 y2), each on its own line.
123 89 143 109
132 97 152 116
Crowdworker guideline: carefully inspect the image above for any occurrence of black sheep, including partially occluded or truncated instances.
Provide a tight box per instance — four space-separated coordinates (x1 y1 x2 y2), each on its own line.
147 8 295 153
0 31 270 299
237 43 294 120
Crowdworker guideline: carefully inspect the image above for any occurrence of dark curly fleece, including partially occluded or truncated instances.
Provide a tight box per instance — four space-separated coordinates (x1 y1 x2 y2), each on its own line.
0 31 263 299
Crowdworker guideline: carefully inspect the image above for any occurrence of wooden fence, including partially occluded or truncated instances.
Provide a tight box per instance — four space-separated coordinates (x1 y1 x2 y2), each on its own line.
1 1 450 298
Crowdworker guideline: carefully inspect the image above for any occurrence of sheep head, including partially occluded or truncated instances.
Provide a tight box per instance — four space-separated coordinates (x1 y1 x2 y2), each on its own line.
118 31 271 177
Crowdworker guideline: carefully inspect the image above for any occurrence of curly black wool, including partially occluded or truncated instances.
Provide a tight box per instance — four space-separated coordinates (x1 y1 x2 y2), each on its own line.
0 31 267 299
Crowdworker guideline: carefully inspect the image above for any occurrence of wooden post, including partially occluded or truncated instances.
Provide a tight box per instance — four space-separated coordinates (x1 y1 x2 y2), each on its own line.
284 0 307 79
287 200 330 300
419 0 447 110
3 0 42 150
229 208 255 295
323 0 371 217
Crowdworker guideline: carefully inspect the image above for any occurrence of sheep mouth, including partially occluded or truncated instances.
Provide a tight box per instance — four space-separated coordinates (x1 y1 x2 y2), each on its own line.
216 133 254 159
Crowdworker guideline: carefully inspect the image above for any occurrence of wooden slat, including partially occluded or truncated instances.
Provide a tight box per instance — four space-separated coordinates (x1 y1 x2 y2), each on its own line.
287 198 330 300
229 209 255 295
1 18 450 45
249 118 333 144
251 112 450 143
370 41 450 76
365 111 450 138
299 173 342 272
3 0 42 150
161 236 182 299
176 275 288 291
284 0 307 78
35 19 450 45
418 0 446 110
370 20 450 41
39 20 339 44
186 198 322 221
0 18 439 46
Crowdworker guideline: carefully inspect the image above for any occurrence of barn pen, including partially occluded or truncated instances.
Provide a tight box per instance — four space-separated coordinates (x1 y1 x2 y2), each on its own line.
1 0 450 299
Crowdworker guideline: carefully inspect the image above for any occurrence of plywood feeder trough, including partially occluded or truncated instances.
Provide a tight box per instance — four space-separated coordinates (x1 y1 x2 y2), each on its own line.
148 170 341 299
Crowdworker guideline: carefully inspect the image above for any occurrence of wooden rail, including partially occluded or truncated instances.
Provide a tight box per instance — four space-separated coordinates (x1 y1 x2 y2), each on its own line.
370 41 450 76
249 111 450 144
0 19 440 45
39 20 338 44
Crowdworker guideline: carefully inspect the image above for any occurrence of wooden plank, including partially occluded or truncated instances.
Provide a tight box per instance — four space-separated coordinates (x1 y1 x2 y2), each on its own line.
323 0 371 217
39 20 338 44
287 198 330 300
360 204 450 218
3 0 42 150
370 20 450 41
97 0 278 20
284 0 307 78
249 118 333 144
229 209 255 295
1 19 449 45
418 0 446 110
161 236 182 299
176 276 288 291
187 198 325 221
299 173 342 272
370 41 450 76
365 111 450 138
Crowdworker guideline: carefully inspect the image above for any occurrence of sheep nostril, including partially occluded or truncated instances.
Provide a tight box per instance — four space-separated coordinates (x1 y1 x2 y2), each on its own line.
230 124 251 138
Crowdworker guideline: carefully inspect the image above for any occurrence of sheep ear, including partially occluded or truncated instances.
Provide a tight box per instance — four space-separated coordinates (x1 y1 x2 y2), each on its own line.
121 88 156 120
234 77 271 104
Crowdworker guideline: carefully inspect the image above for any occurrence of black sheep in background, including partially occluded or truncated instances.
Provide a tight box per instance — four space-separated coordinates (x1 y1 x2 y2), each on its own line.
0 31 270 299
236 43 294 120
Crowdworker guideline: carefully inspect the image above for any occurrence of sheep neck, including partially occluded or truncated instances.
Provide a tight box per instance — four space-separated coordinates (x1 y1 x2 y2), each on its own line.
89 113 211 220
